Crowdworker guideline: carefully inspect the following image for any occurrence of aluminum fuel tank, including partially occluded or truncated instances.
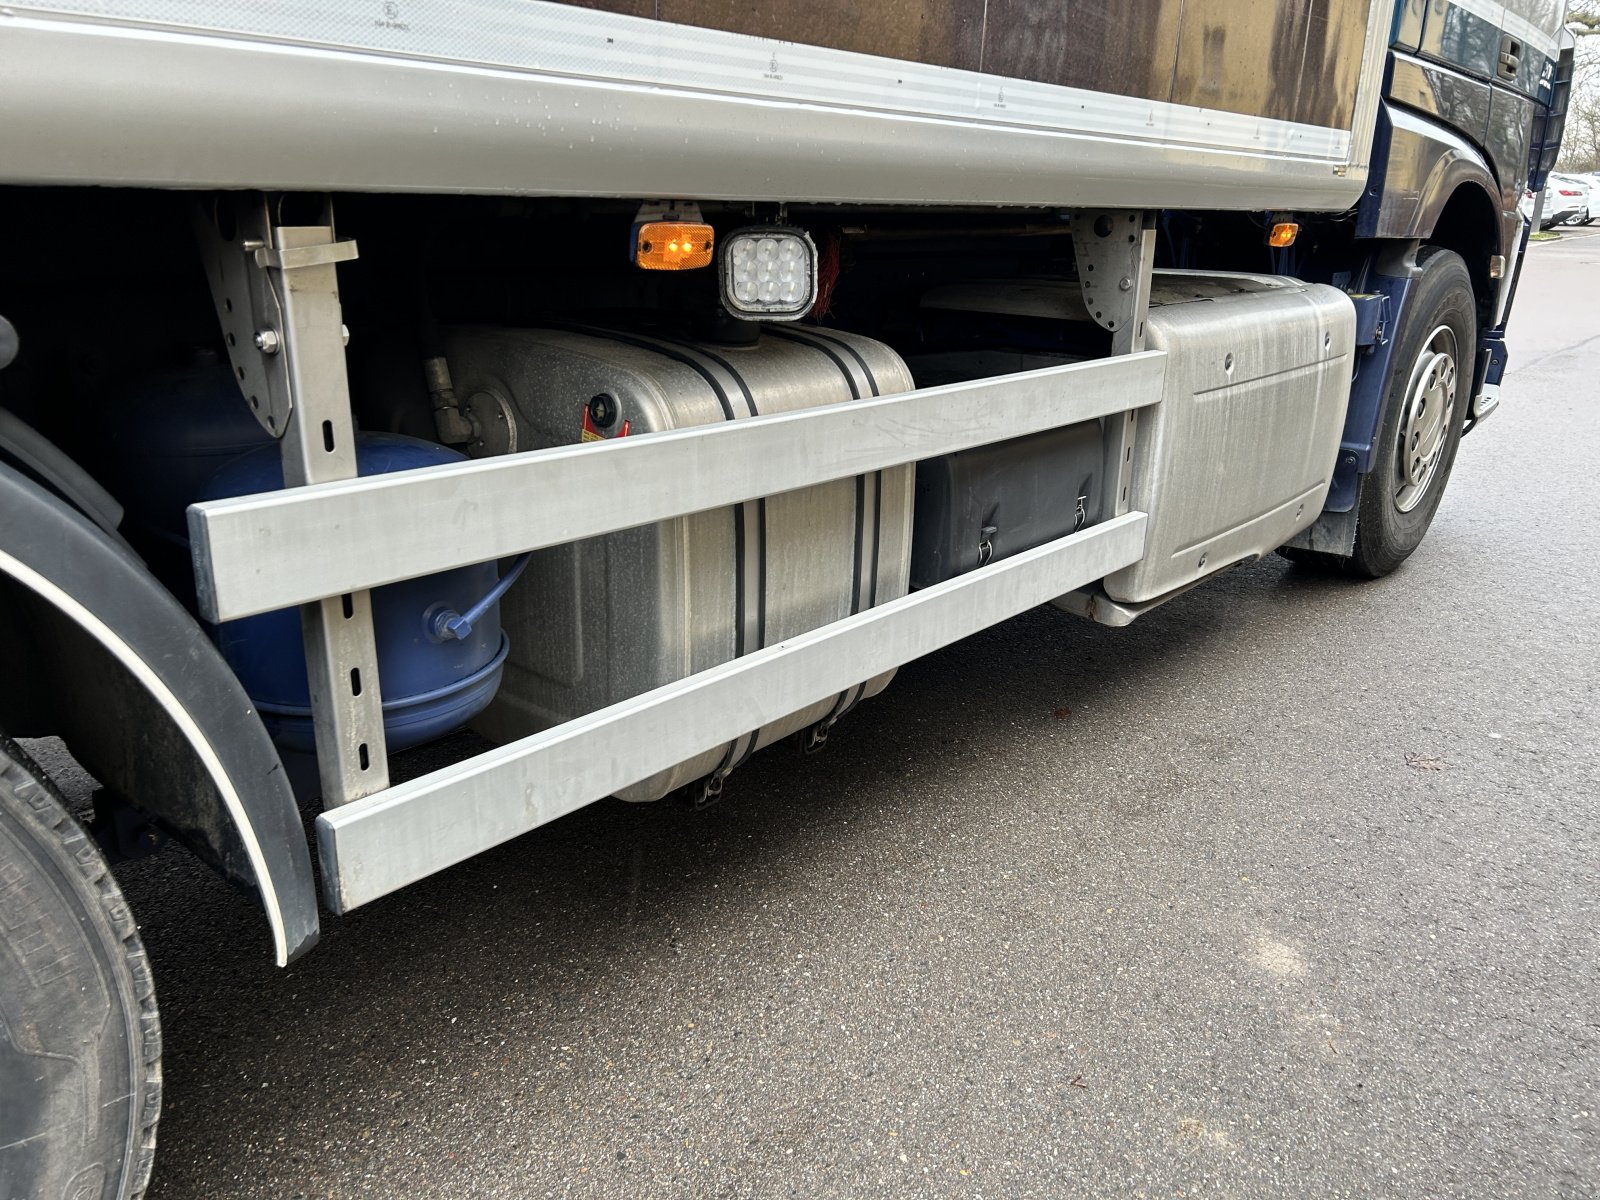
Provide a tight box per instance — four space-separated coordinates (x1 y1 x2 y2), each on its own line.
446 325 914 802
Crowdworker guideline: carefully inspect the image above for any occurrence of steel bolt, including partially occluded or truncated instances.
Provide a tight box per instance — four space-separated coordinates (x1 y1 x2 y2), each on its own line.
254 329 280 355
341 324 351 346
1118 276 1133 291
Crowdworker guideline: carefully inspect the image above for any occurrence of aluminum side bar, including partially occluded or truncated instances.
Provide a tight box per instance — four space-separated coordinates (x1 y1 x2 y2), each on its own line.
190 352 1165 622
316 510 1146 913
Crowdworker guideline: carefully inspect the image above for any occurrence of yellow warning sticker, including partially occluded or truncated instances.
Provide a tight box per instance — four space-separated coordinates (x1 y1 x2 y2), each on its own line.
580 403 630 443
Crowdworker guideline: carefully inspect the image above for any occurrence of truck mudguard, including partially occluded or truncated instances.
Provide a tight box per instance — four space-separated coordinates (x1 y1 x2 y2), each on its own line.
1359 102 1504 251
0 462 317 964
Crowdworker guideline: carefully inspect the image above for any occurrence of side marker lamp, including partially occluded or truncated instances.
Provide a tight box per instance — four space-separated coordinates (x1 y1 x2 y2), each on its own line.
720 226 818 320
1268 222 1300 248
634 221 714 271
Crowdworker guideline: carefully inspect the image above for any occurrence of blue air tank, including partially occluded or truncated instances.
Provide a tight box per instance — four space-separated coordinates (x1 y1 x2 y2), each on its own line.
198 433 509 754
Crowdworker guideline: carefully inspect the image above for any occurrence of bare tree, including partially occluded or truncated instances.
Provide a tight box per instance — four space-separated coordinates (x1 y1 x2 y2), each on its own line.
1560 5 1600 170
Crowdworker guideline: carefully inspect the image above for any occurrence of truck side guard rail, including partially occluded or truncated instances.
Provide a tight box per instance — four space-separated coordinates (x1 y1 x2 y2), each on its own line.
186 205 1165 915
188 352 1165 912
189 353 1165 622
317 510 1148 912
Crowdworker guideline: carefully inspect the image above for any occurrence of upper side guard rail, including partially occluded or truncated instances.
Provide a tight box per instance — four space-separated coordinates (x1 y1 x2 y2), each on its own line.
188 351 1167 622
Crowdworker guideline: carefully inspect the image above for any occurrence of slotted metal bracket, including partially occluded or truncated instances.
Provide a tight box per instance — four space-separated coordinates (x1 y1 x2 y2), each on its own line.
1073 209 1151 339
195 195 389 807
1074 210 1156 517
195 196 292 437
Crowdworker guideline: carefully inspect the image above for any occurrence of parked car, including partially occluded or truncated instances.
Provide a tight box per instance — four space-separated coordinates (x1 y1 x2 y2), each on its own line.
1549 173 1593 224
1520 180 1584 229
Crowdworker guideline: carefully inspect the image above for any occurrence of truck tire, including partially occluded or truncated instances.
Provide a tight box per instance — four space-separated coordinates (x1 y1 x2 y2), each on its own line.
0 735 161 1200
1287 246 1474 578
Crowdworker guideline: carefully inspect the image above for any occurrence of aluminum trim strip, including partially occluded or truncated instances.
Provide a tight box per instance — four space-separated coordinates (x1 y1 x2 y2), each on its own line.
13 1 1354 158
190 351 1168 622
316 510 1148 913
0 17 1366 208
0 549 290 965
1348 0 1396 175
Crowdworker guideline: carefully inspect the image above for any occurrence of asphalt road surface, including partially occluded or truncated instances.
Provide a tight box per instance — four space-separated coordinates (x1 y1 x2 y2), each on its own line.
36 236 1600 1198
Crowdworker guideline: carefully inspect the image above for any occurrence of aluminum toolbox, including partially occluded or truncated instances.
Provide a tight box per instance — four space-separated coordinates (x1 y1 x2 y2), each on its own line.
911 272 1354 605
1103 273 1356 603
446 325 914 802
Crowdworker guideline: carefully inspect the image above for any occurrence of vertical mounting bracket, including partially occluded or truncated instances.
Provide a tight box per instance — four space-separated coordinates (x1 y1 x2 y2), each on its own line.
196 196 292 438
195 195 390 807
1073 210 1156 516
1073 209 1151 341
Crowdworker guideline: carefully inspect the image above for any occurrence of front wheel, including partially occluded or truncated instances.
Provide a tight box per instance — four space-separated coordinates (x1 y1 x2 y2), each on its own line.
1285 246 1474 577
0 735 162 1200
1349 247 1473 576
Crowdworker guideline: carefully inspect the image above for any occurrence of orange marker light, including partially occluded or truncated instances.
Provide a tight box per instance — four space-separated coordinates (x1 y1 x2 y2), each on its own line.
1268 222 1300 248
634 221 714 270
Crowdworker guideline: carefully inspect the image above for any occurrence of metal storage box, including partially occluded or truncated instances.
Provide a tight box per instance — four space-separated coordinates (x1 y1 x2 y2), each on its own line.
446 325 915 802
910 422 1107 588
1103 273 1356 603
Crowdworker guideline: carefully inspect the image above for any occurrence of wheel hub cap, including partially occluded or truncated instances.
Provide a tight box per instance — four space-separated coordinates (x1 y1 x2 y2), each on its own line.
1394 325 1458 514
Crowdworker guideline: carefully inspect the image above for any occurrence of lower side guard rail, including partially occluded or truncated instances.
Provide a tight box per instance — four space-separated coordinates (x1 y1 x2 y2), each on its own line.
317 511 1147 912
